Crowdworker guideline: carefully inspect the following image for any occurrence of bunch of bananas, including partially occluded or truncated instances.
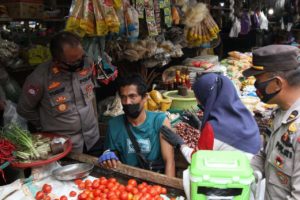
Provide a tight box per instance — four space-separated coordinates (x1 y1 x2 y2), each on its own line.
144 90 172 112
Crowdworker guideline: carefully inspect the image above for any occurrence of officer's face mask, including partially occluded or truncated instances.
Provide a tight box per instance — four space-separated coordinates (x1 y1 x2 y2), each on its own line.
254 77 281 103
61 59 85 72
123 103 142 119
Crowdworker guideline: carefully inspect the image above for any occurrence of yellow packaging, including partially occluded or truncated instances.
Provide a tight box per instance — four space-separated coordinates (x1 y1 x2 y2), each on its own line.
65 0 85 37
149 90 163 104
93 0 108 36
80 0 96 36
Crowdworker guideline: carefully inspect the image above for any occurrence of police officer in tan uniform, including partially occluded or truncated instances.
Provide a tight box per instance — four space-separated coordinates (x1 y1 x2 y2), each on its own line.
17 31 100 153
243 45 300 200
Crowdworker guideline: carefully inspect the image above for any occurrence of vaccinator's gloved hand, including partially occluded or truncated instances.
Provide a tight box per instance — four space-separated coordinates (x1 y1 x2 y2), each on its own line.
160 125 185 148
181 112 202 130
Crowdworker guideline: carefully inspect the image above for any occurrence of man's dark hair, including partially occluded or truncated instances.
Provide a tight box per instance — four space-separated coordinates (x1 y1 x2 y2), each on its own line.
117 74 148 97
271 68 300 87
50 31 81 60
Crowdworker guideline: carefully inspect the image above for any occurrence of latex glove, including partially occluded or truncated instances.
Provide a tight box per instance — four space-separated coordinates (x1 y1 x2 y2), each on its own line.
160 125 185 148
98 150 119 169
181 112 202 130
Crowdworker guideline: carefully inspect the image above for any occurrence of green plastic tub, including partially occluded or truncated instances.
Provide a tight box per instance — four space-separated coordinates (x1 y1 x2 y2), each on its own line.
163 90 197 111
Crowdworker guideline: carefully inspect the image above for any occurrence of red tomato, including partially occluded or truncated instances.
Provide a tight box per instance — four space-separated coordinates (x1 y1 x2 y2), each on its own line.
35 191 45 200
93 189 101 197
149 187 158 196
78 182 86 190
119 191 128 200
85 180 92 188
92 181 100 189
103 188 109 194
107 182 115 189
100 178 108 185
126 184 134 192
161 187 167 194
137 184 144 190
69 191 77 197
94 197 101 200
60 195 68 200
140 187 148 194
118 184 125 191
132 187 139 195
44 195 51 200
98 184 106 191
108 177 117 183
42 184 52 194
74 179 83 185
128 179 137 187
153 185 162 194
78 192 88 200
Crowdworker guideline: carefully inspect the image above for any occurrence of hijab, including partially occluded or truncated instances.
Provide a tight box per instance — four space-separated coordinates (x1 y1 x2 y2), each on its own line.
193 73 260 154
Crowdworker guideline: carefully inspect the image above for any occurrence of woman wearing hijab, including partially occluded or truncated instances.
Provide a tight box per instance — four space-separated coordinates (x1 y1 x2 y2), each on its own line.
161 73 261 163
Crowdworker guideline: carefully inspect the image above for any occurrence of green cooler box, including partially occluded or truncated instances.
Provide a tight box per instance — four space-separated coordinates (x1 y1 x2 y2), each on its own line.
188 151 254 200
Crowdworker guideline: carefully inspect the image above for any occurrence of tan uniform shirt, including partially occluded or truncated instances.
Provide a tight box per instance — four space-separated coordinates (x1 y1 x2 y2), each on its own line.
251 99 300 200
17 60 99 152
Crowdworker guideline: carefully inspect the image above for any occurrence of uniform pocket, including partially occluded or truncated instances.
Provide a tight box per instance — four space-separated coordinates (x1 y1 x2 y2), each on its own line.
267 150 292 191
49 93 74 116
80 82 95 105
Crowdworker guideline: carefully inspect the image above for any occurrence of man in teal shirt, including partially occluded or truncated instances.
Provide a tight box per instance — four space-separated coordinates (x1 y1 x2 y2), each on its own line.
98 74 175 177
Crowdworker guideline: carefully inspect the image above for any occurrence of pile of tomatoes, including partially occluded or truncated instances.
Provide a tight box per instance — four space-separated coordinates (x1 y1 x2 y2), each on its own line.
75 177 175 200
35 177 176 200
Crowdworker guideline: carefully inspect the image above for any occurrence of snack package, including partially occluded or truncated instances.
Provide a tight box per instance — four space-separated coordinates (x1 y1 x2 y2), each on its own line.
80 0 96 36
125 6 139 41
93 0 109 36
65 0 85 37
101 0 120 33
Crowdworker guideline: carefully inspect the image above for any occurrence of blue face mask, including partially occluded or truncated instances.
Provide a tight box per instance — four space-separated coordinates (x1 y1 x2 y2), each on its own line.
254 77 281 103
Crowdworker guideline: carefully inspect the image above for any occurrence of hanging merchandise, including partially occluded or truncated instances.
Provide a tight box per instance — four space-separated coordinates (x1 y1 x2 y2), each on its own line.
80 0 96 36
172 6 180 25
65 0 85 37
93 0 109 36
145 0 159 36
154 0 162 33
229 0 235 21
183 3 220 47
101 0 121 33
124 6 140 41
95 37 118 85
136 0 145 18
164 0 172 28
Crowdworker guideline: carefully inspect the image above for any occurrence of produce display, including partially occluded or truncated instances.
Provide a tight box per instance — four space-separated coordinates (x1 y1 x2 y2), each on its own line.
35 177 178 200
174 122 200 149
0 138 15 181
0 123 68 169
145 90 172 112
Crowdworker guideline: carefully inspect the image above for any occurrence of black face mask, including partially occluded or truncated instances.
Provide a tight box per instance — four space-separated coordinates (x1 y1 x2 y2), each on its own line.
254 78 281 103
61 59 85 72
123 103 142 119
197 104 205 111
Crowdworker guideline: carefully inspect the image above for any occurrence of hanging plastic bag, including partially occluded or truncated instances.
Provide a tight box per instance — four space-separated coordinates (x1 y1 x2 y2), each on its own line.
3 100 27 130
229 17 241 38
80 0 96 36
93 0 109 36
101 0 120 33
65 0 85 37
125 6 139 41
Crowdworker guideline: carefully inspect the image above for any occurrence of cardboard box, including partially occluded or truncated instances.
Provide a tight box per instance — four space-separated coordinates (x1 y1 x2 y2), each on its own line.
0 0 43 19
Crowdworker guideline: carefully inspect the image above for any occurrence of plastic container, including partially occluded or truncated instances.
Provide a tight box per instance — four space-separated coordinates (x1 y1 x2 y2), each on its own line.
189 151 254 200
163 90 197 111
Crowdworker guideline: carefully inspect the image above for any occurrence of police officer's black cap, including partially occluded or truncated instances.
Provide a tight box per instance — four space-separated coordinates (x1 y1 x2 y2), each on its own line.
243 45 300 77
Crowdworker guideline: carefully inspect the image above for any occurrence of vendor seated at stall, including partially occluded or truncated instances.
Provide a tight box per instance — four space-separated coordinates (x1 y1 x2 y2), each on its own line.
98 74 175 177
161 73 261 163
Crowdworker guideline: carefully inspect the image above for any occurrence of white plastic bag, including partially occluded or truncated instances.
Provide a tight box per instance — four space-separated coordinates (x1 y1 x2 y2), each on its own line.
3 100 27 130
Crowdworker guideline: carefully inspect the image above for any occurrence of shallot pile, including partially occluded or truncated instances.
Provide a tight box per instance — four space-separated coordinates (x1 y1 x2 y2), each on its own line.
174 122 200 149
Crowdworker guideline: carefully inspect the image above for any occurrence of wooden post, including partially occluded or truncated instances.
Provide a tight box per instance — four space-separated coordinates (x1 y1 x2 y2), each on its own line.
67 152 184 190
